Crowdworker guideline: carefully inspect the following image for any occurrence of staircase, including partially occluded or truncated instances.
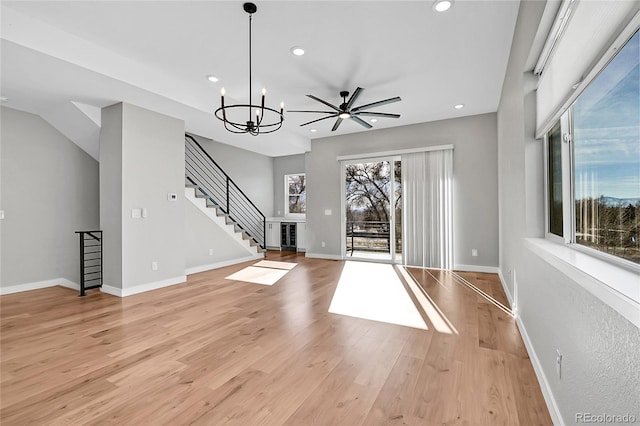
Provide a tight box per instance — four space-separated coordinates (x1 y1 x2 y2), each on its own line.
184 134 266 255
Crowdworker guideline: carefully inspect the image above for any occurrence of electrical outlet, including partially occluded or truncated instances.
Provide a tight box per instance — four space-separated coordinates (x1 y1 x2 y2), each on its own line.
556 349 562 379
321 241 326 247
472 249 478 257
209 248 214 256
151 261 158 271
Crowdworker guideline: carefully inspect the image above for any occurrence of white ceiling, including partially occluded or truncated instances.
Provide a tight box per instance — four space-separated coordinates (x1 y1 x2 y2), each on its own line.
0 1 520 158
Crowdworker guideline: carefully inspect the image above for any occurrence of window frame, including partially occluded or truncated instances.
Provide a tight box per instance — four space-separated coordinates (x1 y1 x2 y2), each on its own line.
284 173 306 218
543 28 640 274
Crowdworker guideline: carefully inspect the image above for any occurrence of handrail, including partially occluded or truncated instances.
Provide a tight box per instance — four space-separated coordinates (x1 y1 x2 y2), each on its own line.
185 134 266 218
75 230 103 296
346 221 390 255
185 134 266 249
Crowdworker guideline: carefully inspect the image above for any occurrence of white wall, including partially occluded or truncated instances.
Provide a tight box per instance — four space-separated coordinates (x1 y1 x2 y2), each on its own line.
497 2 640 424
305 113 499 268
188 133 274 218
273 154 305 217
185 201 252 270
100 103 185 294
1 106 99 288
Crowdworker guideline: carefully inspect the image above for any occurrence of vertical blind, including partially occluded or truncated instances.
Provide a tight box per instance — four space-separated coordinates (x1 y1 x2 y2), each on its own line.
536 0 640 136
402 149 453 269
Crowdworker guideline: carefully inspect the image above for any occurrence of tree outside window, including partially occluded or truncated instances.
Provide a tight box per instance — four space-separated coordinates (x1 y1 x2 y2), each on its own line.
286 174 306 216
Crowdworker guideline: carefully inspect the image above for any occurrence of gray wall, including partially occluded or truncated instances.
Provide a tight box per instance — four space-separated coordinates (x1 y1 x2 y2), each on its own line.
100 103 124 288
188 133 274 218
497 2 640 424
185 201 251 269
305 113 499 268
1 106 99 287
100 103 185 290
273 154 305 217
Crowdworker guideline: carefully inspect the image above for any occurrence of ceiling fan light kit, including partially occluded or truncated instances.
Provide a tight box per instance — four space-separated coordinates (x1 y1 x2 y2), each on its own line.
289 87 401 132
214 2 284 136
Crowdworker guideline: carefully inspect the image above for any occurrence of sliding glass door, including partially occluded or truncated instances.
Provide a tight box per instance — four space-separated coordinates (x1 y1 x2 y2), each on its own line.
342 157 402 263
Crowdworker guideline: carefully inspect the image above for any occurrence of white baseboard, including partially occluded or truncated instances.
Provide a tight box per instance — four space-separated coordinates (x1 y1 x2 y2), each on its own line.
497 268 515 308
101 275 187 298
514 315 564 426
100 285 122 297
453 264 500 273
185 255 263 275
0 278 79 295
498 265 562 425
304 252 343 260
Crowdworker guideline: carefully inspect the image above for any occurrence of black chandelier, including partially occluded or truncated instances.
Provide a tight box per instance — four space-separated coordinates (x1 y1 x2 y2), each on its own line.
214 2 284 136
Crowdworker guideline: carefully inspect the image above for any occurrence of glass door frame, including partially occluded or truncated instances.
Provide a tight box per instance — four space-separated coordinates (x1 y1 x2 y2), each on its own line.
340 155 401 264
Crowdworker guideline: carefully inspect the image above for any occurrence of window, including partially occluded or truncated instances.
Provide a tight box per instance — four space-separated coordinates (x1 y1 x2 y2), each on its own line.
547 121 564 237
545 30 639 266
285 173 306 216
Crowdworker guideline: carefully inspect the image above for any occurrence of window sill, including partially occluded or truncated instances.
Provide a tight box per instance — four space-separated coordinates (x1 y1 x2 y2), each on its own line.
524 238 639 327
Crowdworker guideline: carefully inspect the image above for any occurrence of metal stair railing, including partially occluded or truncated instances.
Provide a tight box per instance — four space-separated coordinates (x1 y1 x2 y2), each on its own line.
185 134 266 250
75 230 103 296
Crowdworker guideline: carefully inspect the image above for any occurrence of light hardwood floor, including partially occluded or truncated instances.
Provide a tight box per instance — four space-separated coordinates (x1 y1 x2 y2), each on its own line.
1 252 552 425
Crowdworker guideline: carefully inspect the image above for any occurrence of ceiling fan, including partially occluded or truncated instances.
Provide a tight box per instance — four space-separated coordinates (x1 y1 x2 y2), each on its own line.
289 87 401 131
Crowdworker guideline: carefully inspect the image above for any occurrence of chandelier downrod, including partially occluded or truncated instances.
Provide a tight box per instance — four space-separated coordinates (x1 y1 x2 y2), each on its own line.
214 2 284 136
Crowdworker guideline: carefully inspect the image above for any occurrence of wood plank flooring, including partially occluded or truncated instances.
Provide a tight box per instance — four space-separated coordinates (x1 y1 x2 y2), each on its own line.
1 252 551 425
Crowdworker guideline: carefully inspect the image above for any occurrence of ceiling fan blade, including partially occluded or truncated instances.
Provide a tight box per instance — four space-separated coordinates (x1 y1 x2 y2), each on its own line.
352 96 402 112
351 116 373 129
331 117 344 131
288 110 336 114
353 111 401 119
307 95 340 111
300 115 337 127
345 87 364 110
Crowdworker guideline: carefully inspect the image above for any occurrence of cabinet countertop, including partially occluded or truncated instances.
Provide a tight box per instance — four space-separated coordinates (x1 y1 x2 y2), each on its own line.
266 217 306 223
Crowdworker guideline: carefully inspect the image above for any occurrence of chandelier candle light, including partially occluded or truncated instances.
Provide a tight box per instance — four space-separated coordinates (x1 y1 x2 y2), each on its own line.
215 2 284 136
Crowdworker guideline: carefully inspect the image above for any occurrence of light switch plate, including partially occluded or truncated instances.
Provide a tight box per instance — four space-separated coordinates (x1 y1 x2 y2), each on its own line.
324 209 332 216
0 210 4 220
131 208 141 219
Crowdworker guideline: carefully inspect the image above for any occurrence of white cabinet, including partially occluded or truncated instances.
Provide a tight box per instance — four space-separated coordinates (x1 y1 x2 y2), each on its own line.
296 222 306 252
266 221 280 249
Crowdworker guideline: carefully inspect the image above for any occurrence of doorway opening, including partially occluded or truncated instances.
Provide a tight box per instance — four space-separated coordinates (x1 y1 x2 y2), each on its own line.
342 157 402 263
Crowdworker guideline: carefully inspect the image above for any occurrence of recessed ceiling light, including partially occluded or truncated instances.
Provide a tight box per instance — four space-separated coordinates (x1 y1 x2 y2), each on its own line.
433 0 453 12
454 104 464 109
206 75 219 83
290 46 305 56
370 119 378 123
310 128 317 133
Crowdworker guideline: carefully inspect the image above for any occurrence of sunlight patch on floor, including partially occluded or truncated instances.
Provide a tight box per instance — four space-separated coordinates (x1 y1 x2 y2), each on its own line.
254 260 297 270
397 266 458 335
225 260 297 285
225 266 289 286
328 261 428 330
